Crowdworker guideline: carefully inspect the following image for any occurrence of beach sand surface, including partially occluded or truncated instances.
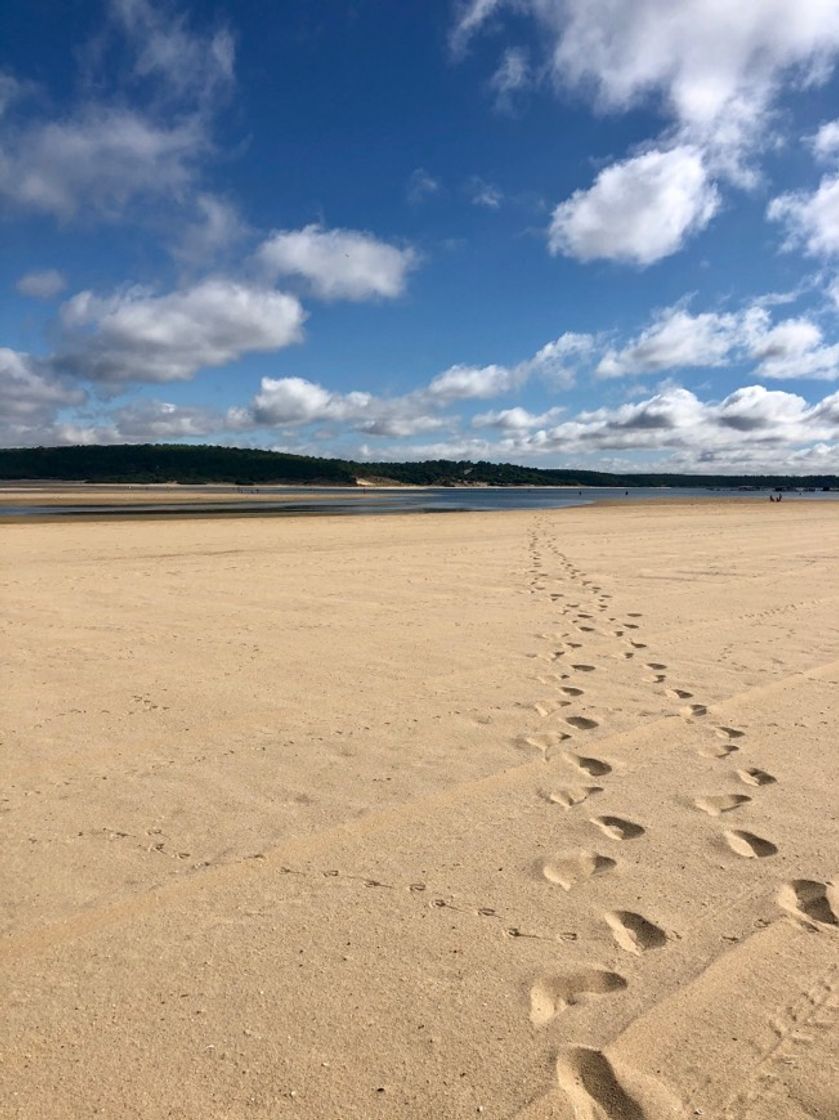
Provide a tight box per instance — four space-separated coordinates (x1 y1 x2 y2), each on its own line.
2 501 838 1119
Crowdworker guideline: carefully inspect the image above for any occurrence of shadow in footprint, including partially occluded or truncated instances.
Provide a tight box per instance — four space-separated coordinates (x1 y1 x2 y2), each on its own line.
606 911 668 954
564 751 612 777
592 816 645 840
556 1048 646 1120
682 703 708 718
530 970 626 1026
572 664 597 673
566 715 600 731
778 880 838 926
737 767 776 787
724 830 777 858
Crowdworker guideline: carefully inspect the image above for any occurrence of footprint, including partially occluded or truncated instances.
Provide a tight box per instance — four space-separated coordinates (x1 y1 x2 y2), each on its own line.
561 686 585 697
578 625 596 633
693 794 751 816
623 623 639 630
682 703 708 718
572 664 597 673
547 785 603 809
629 641 648 649
564 751 612 777
715 726 745 740
699 741 739 759
520 731 571 757
556 1048 646 1120
605 911 668 954
540 851 616 891
666 688 693 700
566 715 600 731
592 816 645 840
777 880 838 926
530 970 626 1026
627 613 642 618
737 767 776 787
724 830 778 858
646 663 667 671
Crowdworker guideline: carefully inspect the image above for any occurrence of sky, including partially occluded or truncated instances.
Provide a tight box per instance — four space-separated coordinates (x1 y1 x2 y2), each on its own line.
4 1 839 473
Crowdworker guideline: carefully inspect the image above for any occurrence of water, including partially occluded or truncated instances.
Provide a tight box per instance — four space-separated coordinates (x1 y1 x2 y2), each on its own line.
2 484 837 519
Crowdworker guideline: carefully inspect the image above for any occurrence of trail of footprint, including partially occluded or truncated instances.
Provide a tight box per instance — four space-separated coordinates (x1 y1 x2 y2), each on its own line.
546 785 603 808
694 794 751 816
737 767 776 787
540 851 617 891
530 970 626 1027
606 911 668 954
563 751 612 777
777 880 838 926
724 830 778 858
592 816 645 840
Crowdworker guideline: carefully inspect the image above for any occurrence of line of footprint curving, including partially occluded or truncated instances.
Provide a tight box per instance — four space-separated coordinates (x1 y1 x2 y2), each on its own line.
519 517 837 1116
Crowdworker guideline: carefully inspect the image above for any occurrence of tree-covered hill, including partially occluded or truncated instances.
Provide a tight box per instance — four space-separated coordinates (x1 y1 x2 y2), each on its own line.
0 443 837 489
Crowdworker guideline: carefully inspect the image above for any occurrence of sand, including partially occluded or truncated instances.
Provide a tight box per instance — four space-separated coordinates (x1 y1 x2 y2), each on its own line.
2 500 838 1119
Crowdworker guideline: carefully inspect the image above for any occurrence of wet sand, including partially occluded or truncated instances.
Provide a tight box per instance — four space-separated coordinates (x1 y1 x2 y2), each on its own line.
2 500 838 1118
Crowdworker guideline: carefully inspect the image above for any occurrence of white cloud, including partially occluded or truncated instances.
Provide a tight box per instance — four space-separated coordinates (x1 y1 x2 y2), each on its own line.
426 362 522 401
449 0 503 56
811 119 839 162
16 269 66 299
110 0 235 106
597 307 739 377
0 348 86 445
406 168 440 205
468 177 504 209
490 47 530 111
0 108 205 219
548 147 720 265
173 193 247 265
523 331 594 388
768 174 839 257
57 279 305 384
472 405 565 430
256 224 418 301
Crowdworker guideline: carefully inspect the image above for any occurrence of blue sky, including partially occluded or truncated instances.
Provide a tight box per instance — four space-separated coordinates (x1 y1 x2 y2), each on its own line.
4 0 839 472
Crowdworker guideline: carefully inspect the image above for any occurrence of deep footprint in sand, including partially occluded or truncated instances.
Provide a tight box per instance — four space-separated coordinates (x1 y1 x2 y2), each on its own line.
561 686 585 697
646 662 667 671
777 879 838 926
682 703 708 718
694 794 751 816
566 715 600 731
592 815 645 840
716 726 745 740
606 911 668 954
667 688 693 700
737 767 776 786
556 1048 646 1120
530 970 627 1026
572 664 597 673
724 830 778 858
547 785 603 809
540 850 617 891
564 751 612 777
699 741 739 759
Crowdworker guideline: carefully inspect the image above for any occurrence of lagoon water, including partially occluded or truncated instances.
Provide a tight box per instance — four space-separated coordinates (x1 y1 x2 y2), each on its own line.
2 484 838 519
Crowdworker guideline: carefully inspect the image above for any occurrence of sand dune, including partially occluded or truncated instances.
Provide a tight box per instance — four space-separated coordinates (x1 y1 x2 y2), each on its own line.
2 500 838 1118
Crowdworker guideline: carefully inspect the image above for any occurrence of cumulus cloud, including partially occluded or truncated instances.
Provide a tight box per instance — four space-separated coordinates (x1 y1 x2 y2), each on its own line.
811 120 839 162
425 362 522 401
549 147 719 265
173 193 247 265
0 347 86 444
56 279 305 384
597 306 739 377
768 174 839 257
256 224 418 301
16 268 66 299
0 108 205 220
472 405 565 430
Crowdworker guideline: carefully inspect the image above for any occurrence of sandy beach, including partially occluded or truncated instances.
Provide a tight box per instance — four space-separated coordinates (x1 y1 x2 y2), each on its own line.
2 500 838 1119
